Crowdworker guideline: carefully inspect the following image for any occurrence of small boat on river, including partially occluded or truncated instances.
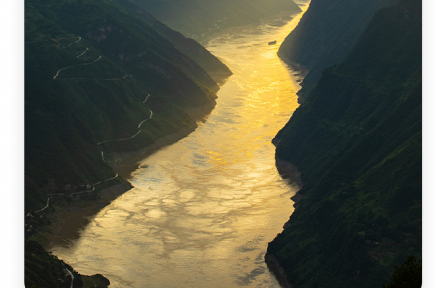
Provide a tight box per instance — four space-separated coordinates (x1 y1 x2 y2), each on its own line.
268 40 277 45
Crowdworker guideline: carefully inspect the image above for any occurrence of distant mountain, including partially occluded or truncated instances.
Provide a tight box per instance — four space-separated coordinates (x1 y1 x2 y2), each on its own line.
129 0 301 41
267 0 421 287
278 0 398 101
114 0 232 81
25 0 229 213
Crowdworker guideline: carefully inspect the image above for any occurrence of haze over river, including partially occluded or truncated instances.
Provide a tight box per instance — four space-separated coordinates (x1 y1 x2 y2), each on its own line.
51 4 308 287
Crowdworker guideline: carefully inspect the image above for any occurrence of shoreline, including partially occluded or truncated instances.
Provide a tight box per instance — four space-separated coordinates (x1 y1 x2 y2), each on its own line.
198 9 303 46
43 182 132 249
264 156 306 288
265 253 294 288
276 54 309 104
42 103 216 249
275 155 304 190
107 103 216 171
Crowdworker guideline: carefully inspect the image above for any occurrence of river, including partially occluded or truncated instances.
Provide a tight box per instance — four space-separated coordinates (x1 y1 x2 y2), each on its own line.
50 3 308 287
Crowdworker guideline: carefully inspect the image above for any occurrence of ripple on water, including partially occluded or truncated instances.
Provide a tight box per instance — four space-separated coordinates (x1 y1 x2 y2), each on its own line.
50 5 311 287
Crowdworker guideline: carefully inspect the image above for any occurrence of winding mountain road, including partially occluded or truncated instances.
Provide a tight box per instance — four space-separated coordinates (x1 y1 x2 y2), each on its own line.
62 263 74 288
63 36 81 49
26 198 50 216
53 55 102 79
97 110 153 145
138 110 153 128
76 47 89 58
45 173 119 197
143 93 150 104
92 174 118 186
34 198 50 213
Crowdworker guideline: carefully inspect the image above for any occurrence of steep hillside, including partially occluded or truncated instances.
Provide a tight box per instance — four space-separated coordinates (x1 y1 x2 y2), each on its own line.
25 0 227 213
267 0 421 287
25 238 110 288
25 0 234 285
129 0 301 41
114 0 232 82
278 0 398 101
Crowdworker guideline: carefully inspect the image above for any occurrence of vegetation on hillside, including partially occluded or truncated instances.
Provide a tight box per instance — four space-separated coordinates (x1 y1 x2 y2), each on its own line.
25 0 235 286
25 238 110 288
114 0 232 81
129 0 301 40
25 0 227 213
268 0 421 287
278 0 398 100
383 256 421 288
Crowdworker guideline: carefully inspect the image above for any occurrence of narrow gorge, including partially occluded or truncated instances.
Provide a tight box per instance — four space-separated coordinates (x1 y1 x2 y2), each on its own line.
25 0 421 287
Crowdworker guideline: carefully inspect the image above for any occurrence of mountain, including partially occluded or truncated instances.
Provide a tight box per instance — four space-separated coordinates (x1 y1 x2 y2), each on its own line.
113 0 232 81
25 238 110 288
25 0 229 213
128 0 301 41
278 0 398 101
25 0 234 285
267 0 421 287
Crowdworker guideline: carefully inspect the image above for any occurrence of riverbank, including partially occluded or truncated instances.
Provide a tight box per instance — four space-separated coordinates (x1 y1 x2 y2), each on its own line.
198 9 302 46
40 99 218 249
265 253 294 288
43 6 310 285
274 155 304 190
42 183 131 249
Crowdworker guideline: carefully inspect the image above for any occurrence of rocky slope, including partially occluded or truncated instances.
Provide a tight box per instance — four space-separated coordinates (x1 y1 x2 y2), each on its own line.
267 0 421 287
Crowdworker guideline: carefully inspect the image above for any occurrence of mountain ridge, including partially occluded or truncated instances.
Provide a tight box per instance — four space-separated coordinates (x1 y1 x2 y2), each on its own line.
129 0 301 41
25 1 235 285
267 0 421 286
278 0 398 101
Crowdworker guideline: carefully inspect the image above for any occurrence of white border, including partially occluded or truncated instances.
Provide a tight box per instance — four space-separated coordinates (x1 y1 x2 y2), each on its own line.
424 0 445 287
1 0 24 287
2 0 443 287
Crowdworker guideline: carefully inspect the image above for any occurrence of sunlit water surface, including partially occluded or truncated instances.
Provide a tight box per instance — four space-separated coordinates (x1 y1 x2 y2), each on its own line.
51 5 308 288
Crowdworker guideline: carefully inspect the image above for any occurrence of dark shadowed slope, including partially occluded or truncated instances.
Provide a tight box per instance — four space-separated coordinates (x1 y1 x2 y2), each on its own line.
25 0 225 215
278 0 398 101
26 0 234 285
129 0 301 41
268 0 421 287
114 0 232 82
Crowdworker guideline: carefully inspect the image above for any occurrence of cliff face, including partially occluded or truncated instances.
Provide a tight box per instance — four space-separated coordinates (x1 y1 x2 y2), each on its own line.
268 0 421 287
278 0 398 100
25 0 228 213
129 0 301 41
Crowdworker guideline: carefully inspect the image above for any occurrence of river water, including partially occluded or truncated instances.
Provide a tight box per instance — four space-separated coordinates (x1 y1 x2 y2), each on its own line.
51 4 308 288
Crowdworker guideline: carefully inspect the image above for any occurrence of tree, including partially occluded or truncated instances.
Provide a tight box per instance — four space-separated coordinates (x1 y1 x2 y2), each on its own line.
383 256 422 288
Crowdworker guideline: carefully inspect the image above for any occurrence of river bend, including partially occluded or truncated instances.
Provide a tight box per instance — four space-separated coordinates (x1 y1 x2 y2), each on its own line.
51 4 308 287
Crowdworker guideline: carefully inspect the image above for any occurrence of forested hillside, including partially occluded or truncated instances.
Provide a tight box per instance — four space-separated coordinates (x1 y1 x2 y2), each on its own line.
25 0 234 285
267 0 421 286
278 0 398 101
129 0 301 41
25 0 229 213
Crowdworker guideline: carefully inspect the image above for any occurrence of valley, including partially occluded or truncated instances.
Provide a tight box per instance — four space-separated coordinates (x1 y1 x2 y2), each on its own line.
25 0 421 287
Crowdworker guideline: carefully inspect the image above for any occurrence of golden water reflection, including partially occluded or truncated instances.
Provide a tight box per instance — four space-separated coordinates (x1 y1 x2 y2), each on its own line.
51 3 309 287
